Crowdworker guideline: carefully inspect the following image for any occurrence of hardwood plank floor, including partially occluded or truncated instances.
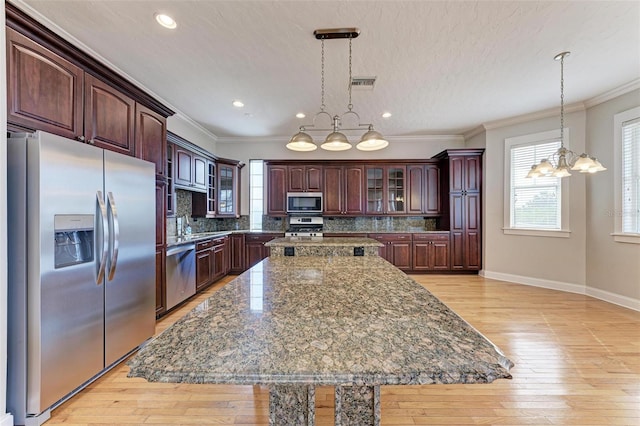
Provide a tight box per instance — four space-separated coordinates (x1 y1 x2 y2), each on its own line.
45 274 640 425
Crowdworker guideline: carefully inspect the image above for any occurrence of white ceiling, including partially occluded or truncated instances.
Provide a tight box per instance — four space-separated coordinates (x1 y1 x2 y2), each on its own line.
14 0 640 141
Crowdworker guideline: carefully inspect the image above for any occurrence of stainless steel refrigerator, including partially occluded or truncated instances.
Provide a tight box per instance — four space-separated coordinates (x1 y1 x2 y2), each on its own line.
7 131 156 425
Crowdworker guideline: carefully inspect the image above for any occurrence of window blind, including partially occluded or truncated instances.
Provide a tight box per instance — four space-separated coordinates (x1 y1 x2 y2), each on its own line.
510 140 561 229
622 117 640 234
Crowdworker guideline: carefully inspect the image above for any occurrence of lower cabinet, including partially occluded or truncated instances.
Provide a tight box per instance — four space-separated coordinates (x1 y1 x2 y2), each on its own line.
412 234 450 271
368 233 413 271
155 248 166 317
229 233 245 274
195 236 229 292
245 233 282 269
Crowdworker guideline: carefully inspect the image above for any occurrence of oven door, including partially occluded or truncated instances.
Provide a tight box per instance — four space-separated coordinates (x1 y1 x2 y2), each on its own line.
287 192 323 213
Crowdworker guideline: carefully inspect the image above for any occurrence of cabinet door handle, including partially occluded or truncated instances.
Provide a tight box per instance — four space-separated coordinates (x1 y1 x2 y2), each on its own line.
77 135 85 142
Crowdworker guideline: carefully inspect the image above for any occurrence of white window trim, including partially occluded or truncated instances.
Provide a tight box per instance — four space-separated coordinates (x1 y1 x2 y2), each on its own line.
612 106 640 244
503 128 571 238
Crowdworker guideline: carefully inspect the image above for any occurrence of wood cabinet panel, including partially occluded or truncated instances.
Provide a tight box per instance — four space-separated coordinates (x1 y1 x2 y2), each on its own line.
288 165 322 192
155 249 165 316
84 74 135 156
193 155 207 190
196 248 213 291
7 27 83 138
135 104 166 177
267 165 287 216
175 148 193 187
245 234 282 269
323 165 364 216
229 233 245 274
344 165 365 215
412 234 450 271
368 233 412 271
365 165 406 215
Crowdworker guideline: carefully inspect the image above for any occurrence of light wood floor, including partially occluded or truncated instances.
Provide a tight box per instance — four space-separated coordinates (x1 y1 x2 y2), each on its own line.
45 274 640 425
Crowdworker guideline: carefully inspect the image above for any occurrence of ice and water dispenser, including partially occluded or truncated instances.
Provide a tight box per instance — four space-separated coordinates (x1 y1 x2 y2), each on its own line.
54 215 94 268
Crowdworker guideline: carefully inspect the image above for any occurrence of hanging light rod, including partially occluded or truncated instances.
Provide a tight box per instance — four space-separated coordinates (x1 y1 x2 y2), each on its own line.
287 27 388 152
313 28 360 40
526 51 606 178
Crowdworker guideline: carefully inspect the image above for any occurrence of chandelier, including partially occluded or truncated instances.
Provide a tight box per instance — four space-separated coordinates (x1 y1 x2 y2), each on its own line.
287 28 389 152
526 52 606 178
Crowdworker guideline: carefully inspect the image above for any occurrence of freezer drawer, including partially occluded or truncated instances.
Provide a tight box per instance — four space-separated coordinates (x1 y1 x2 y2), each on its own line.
166 244 196 310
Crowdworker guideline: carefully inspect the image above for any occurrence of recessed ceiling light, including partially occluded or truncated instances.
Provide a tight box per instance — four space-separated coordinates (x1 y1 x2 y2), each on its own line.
232 100 245 108
296 112 306 119
154 13 177 29
382 112 392 118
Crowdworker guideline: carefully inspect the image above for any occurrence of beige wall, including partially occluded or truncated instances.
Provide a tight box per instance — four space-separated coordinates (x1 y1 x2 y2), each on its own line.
585 89 640 302
167 114 217 154
216 136 466 216
481 110 588 291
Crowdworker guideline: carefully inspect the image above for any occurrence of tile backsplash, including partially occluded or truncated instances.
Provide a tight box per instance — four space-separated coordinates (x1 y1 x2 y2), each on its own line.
171 189 439 236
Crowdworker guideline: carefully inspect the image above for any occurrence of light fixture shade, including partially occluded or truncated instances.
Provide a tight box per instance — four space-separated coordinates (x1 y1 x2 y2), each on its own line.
286 131 317 152
587 158 607 173
571 154 596 171
552 167 571 178
525 165 542 178
321 132 352 151
356 129 389 151
535 159 554 175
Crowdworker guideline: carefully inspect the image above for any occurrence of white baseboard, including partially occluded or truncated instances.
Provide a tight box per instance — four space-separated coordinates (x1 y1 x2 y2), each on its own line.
0 413 14 426
480 270 639 312
585 286 640 312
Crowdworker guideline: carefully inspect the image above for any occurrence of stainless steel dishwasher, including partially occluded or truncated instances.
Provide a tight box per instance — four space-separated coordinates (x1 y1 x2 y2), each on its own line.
165 243 196 310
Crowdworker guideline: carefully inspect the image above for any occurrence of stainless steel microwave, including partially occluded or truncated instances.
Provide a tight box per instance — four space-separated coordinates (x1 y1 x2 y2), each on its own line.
287 192 323 213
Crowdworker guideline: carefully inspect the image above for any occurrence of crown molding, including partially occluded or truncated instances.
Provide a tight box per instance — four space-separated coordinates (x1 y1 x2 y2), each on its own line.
481 102 586 131
583 78 640 108
463 125 487 139
216 134 465 144
170 113 219 142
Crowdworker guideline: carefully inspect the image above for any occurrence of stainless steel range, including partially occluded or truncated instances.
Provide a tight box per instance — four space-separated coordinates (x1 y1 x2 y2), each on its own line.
285 215 324 237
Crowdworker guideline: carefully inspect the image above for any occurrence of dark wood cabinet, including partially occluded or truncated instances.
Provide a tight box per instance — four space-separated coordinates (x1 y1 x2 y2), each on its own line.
435 149 483 272
365 165 407 215
412 234 450 271
288 165 322 192
174 147 207 192
368 233 412 271
229 233 245 274
245 233 281 269
323 165 365 216
217 162 238 217
84 73 136 156
166 142 175 216
135 103 167 176
155 249 165 317
267 165 288 216
6 27 83 139
407 164 440 216
196 240 214 292
193 160 216 218
211 237 228 282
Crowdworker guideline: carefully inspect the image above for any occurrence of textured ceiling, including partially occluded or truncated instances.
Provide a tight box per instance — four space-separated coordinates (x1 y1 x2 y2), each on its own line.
14 0 640 141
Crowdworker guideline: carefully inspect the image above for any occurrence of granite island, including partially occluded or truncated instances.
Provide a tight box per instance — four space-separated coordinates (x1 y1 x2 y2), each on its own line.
128 241 513 425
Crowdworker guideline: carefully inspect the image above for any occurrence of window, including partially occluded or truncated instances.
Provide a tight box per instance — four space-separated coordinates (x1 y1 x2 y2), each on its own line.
613 107 640 243
249 160 264 230
504 129 570 237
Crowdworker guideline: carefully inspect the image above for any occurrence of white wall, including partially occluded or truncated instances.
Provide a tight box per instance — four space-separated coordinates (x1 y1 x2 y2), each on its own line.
585 89 640 302
166 114 217 154
216 136 465 216
481 109 588 292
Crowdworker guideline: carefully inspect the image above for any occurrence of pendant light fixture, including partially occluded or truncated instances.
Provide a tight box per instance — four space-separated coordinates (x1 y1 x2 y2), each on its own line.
287 28 389 152
526 52 606 178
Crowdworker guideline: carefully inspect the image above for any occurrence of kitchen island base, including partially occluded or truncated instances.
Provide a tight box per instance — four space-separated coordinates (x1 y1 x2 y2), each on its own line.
269 384 380 426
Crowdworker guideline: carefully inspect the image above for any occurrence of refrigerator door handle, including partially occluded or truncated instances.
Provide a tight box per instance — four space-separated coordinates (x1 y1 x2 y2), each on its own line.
106 191 120 281
96 190 109 285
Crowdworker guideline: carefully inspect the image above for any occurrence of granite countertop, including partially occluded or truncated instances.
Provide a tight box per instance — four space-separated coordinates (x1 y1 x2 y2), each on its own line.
128 256 513 386
265 237 383 247
167 230 282 247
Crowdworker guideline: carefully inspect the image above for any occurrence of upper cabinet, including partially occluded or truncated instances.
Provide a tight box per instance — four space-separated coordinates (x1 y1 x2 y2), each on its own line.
6 5 173 162
84 73 136 156
174 146 207 192
217 161 239 217
365 165 407 215
7 27 83 139
266 164 288 216
323 164 365 216
406 164 440 216
288 165 323 192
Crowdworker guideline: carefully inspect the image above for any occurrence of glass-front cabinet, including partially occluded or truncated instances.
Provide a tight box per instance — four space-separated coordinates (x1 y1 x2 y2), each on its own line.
365 165 406 215
217 162 236 216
